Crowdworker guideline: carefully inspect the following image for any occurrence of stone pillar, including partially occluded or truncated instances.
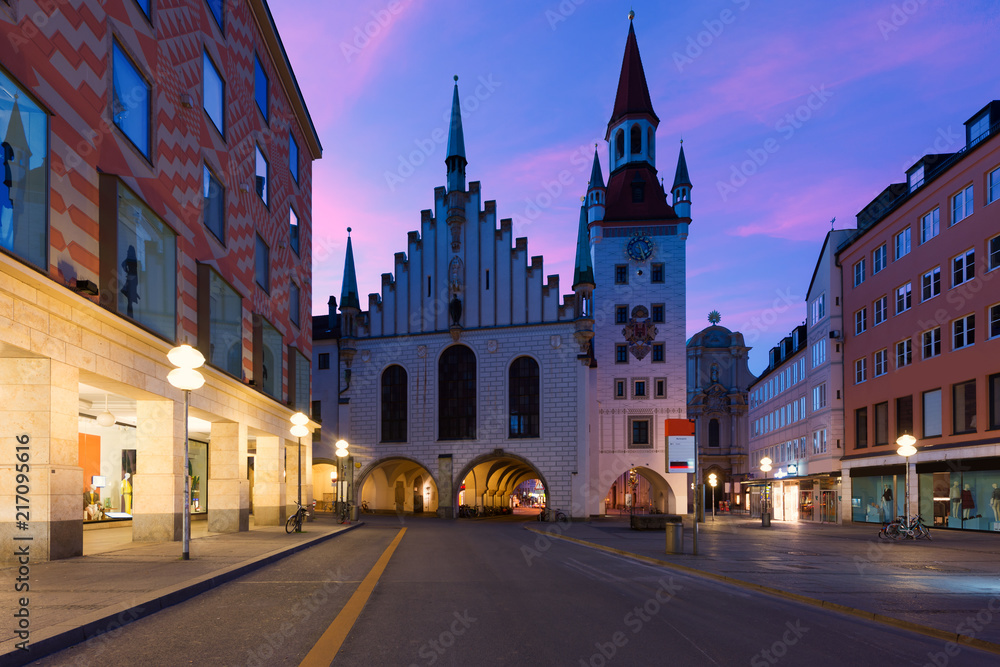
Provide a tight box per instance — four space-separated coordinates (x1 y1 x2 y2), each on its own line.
208 421 249 533
0 358 82 563
286 440 302 507
437 454 453 518
133 399 184 541
254 435 285 525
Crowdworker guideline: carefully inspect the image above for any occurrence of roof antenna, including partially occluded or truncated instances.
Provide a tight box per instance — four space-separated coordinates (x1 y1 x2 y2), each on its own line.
830 217 836 231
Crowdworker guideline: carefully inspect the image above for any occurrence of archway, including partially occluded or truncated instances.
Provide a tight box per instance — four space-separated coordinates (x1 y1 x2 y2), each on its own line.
356 457 439 514
454 452 549 519
603 467 675 515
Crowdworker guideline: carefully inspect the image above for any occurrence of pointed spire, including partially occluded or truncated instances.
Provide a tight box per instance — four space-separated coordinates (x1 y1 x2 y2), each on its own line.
573 202 595 290
588 147 604 189
446 76 467 192
672 141 691 190
607 18 659 137
339 227 360 312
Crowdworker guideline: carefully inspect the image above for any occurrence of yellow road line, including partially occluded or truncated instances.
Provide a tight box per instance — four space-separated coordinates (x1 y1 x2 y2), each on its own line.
299 527 407 667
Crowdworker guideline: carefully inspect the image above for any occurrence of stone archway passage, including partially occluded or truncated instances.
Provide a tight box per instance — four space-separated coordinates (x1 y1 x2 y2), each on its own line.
603 467 676 515
358 458 439 514
457 455 548 517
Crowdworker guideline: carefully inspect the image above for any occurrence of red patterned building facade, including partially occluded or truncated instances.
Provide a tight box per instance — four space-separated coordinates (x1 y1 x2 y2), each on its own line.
0 0 321 562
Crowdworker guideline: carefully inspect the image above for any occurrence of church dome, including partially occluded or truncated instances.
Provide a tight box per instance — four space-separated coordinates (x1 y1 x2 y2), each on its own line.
687 324 736 349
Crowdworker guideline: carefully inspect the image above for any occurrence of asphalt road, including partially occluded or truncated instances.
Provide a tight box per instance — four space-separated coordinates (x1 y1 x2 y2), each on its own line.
30 515 998 666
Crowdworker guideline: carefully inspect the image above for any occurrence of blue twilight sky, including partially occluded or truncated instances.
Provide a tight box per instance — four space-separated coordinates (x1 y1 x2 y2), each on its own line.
269 0 1000 375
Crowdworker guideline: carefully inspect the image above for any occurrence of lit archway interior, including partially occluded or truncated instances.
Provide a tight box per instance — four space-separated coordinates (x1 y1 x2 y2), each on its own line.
458 456 546 515
358 458 438 514
604 466 675 514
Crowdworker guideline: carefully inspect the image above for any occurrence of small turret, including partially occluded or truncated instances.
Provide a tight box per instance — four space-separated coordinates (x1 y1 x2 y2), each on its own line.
572 201 596 356
445 76 467 193
672 141 692 219
339 228 360 366
586 147 605 225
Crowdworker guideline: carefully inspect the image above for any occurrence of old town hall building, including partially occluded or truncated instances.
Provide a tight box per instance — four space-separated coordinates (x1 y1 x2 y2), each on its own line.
313 18 693 518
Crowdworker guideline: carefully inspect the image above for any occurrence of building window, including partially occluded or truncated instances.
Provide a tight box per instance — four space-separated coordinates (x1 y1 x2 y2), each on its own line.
254 53 269 121
0 69 48 269
873 244 887 274
112 41 151 157
989 373 1000 430
853 259 866 286
953 314 974 350
292 349 310 414
615 379 626 399
854 357 867 384
895 283 911 314
874 349 887 377
923 388 942 437
989 167 1000 205
812 383 827 411
206 268 242 377
652 343 664 362
615 265 628 284
952 249 975 287
921 267 940 301
953 380 977 434
708 419 720 447
651 304 664 323
318 353 330 370
952 185 974 224
991 304 1000 339
895 228 910 260
969 114 990 145
990 235 1000 271
922 327 941 359
509 356 540 438
874 402 889 446
439 345 476 440
615 344 628 363
255 145 269 206
896 395 913 438
855 407 868 448
112 182 177 338
615 305 628 324
810 294 826 325
255 233 269 292
381 364 407 443
289 131 299 185
615 129 624 160
909 165 924 191
289 207 300 256
896 339 912 368
812 340 826 368
255 315 282 400
202 51 224 136
205 0 223 30
854 307 867 335
629 417 651 448
650 263 664 283
920 207 939 243
134 0 150 17
633 379 647 398
654 377 666 398
203 165 225 243
874 296 887 326
290 282 300 327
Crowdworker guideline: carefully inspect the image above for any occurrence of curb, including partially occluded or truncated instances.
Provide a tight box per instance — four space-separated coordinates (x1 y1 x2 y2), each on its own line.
523 525 1000 656
3 522 365 667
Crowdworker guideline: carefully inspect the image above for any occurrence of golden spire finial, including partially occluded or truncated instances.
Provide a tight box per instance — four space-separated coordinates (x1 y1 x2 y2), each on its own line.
628 9 635 21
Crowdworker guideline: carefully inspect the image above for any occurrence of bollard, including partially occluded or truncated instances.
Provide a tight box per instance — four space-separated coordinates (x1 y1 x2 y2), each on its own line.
761 511 771 527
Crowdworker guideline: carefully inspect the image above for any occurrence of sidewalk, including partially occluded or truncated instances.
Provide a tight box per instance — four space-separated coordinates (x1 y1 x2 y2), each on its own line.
1 513 361 665
526 514 1000 652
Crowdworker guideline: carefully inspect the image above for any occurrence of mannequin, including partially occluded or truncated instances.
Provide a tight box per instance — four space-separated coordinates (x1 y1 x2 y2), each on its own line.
991 483 1000 522
962 483 974 520
950 480 962 518
121 472 133 515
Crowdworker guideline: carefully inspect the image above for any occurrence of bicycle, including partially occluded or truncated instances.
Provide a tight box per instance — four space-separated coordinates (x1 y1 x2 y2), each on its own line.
285 500 310 533
360 500 371 514
537 507 568 523
339 502 352 524
878 515 931 540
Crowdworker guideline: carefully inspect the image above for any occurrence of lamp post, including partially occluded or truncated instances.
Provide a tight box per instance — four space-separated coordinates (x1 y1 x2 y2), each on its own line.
760 456 772 526
896 434 917 522
166 344 205 561
708 473 718 521
290 413 309 511
335 439 349 514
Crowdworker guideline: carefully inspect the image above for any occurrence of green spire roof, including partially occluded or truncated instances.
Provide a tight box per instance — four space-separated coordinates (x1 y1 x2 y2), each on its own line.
572 204 595 289
339 228 360 311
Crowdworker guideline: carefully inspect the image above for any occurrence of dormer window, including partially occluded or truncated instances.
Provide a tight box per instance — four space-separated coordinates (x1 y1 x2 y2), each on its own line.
615 129 625 161
630 125 641 156
908 165 924 192
968 112 990 147
631 174 645 203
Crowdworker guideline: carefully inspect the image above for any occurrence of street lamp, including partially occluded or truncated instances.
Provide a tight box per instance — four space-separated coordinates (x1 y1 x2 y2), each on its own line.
166 344 205 561
896 434 917 522
335 439 349 514
290 412 309 516
628 468 638 517
708 473 718 521
760 456 772 525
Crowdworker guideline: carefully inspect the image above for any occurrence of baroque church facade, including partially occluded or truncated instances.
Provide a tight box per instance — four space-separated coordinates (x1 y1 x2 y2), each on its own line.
313 18 693 518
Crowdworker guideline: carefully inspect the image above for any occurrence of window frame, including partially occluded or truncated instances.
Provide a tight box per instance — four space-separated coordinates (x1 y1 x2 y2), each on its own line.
873 244 887 274
873 295 887 326
650 262 665 283
289 207 300 256
111 39 152 159
854 307 867 335
254 144 269 206
253 52 269 122
921 267 941 302
874 348 887 377
920 207 940 244
951 184 974 225
895 282 911 315
203 164 225 244
202 49 225 137
854 357 867 384
614 264 628 285
952 313 975 350
951 249 975 288
894 227 911 260
255 233 270 293
615 344 628 364
381 364 408 443
853 258 866 287
988 166 1000 206
922 327 941 359
205 0 223 32
952 380 977 435
628 416 651 448
289 130 300 185
895 339 912 368
922 388 942 438
289 281 300 328
508 356 540 439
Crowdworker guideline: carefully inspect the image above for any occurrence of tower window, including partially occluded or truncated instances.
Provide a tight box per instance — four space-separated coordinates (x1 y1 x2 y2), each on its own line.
615 129 624 160
439 345 476 440
485 269 490 290
651 263 664 283
509 356 540 438
615 265 628 284
631 175 645 203
630 125 641 155
647 127 654 159
427 276 431 297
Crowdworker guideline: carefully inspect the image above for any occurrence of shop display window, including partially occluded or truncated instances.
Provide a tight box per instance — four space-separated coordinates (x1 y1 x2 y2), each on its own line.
79 418 137 521
851 474 902 523
921 470 1000 531
188 440 208 514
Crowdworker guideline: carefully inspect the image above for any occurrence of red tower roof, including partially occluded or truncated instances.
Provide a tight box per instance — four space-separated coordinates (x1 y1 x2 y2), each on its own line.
606 21 659 139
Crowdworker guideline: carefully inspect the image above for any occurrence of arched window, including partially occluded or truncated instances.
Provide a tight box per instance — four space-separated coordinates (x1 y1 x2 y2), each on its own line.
709 418 720 447
381 365 407 442
647 127 655 160
615 129 625 160
439 345 476 440
630 125 641 155
509 356 540 438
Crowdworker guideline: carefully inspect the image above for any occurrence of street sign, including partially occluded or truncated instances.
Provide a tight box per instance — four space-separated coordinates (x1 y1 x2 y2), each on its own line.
667 435 695 472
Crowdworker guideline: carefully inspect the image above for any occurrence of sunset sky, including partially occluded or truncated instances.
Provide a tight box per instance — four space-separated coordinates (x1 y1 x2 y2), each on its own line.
269 0 999 374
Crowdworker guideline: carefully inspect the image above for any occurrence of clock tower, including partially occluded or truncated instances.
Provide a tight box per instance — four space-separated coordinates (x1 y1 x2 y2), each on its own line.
583 13 692 515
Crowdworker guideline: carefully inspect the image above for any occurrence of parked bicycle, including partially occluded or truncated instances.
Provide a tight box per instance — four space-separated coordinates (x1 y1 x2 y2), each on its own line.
285 500 310 533
360 500 371 514
878 515 931 540
537 507 568 523
338 502 353 525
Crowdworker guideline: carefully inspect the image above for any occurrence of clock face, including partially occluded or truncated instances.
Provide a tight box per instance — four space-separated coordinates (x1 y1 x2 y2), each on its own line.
626 234 654 262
